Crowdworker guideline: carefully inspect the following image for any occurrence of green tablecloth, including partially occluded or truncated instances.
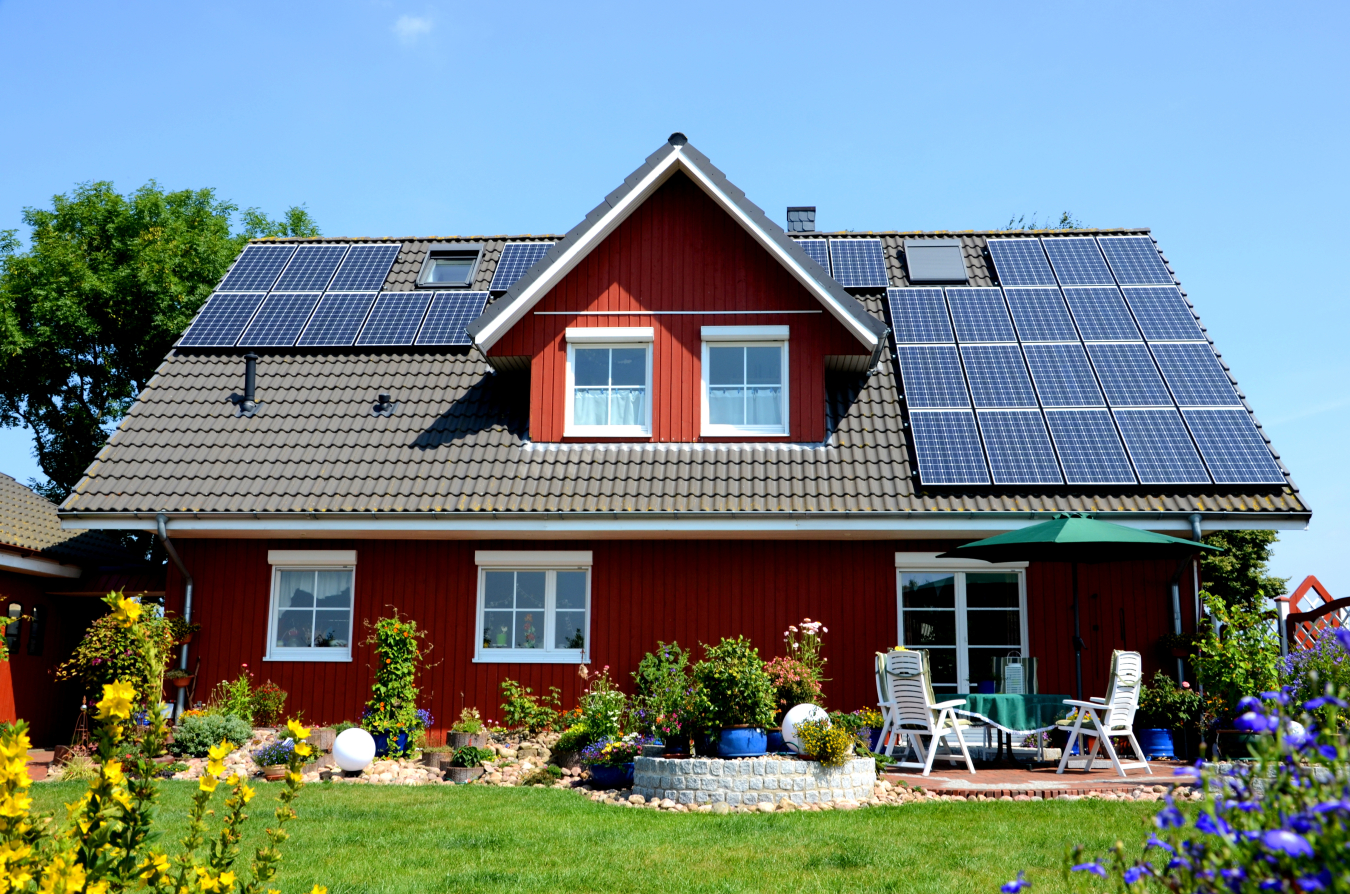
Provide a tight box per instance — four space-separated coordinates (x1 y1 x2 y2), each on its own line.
958 694 1072 731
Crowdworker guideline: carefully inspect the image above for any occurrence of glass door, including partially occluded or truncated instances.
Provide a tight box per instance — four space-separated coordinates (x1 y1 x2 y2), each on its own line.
898 570 1026 694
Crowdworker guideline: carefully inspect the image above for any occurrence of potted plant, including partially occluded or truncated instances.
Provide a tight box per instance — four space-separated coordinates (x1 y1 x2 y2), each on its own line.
449 707 489 749
164 668 193 689
252 738 297 782
649 711 688 757
168 618 202 646
1135 671 1204 759
691 636 775 758
793 717 854 767
580 736 650 788
445 745 494 783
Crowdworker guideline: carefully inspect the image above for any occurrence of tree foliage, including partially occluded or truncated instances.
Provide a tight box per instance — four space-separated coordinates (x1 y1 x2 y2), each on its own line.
1003 210 1084 230
0 180 318 502
1200 529 1289 610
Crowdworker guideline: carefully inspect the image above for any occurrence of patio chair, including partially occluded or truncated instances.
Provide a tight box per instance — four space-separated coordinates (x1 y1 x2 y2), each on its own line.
1056 650 1152 778
877 649 975 776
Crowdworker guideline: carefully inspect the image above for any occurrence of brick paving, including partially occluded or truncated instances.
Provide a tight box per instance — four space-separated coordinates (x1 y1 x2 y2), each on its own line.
885 759 1193 798
26 750 54 782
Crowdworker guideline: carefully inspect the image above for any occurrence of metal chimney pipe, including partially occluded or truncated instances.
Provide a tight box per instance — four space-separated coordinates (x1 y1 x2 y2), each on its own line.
243 353 258 413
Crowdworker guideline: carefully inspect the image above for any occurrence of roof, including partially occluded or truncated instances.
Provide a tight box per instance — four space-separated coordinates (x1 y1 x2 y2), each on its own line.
0 473 136 565
58 287 1308 526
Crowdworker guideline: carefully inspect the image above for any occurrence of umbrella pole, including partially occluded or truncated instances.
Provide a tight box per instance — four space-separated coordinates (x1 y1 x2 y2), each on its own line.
1072 562 1083 701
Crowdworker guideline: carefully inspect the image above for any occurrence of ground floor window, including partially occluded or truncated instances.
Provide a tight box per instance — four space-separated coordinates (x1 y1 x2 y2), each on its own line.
265 551 356 662
475 551 591 663
896 569 1027 694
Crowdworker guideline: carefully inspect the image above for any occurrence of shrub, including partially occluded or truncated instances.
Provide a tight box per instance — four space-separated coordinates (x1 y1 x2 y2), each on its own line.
362 611 428 753
206 665 256 724
519 765 562 786
451 707 484 734
691 636 775 730
449 745 494 768
1283 631 1350 728
171 712 253 757
578 666 626 741
793 718 854 768
631 642 690 733
251 679 288 727
1136 670 1204 730
764 656 823 724
1193 591 1282 723
332 719 360 736
553 723 592 754
52 591 175 707
499 678 560 735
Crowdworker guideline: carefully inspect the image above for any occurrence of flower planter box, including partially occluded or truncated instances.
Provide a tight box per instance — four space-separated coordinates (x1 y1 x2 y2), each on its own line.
446 766 485 784
588 763 634 788
308 727 336 752
262 764 287 782
372 731 409 757
448 732 489 749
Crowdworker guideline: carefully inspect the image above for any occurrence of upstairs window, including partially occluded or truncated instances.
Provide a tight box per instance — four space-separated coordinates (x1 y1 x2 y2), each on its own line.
701 326 789 436
418 246 481 288
565 328 653 436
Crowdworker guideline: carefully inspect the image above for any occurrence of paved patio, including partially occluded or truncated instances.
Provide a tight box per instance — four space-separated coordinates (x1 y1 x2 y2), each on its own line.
885 758 1194 798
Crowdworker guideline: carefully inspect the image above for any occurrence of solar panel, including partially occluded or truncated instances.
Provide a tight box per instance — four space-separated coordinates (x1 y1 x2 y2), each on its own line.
908 411 990 484
1122 286 1204 340
1044 410 1137 484
986 239 1057 286
490 242 554 292
328 244 401 291
961 345 1037 408
946 288 1016 342
415 292 490 346
1098 236 1173 285
217 245 295 292
887 288 953 343
1023 344 1105 407
828 239 889 288
237 292 321 347
1062 286 1141 341
272 244 349 291
1113 409 1211 484
1042 237 1115 285
177 293 266 347
355 292 432 345
1003 287 1079 341
896 346 970 408
296 292 379 347
1087 343 1174 406
978 410 1064 484
1151 343 1241 406
1182 409 1285 484
793 239 831 276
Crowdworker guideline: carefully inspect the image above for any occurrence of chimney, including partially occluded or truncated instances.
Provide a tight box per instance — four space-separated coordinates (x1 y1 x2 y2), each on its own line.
230 353 260 416
787 206 816 233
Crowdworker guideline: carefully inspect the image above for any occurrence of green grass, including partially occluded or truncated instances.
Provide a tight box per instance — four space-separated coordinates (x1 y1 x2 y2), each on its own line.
32 781 1158 893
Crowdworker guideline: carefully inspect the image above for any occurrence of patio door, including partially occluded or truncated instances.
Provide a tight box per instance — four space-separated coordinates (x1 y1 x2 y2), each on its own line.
896 570 1028 695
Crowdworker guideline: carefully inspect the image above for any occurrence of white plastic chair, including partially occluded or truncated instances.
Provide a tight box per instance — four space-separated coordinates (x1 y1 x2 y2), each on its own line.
877 649 975 776
1056 650 1152 778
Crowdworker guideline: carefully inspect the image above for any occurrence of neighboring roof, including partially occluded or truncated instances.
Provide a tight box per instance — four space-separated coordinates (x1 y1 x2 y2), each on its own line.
466 135 889 355
59 289 1308 528
0 473 136 565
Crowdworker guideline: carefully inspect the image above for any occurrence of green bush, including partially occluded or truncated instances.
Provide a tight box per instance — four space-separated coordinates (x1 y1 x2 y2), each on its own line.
332 720 359 736
250 679 288 727
519 765 562 786
206 666 256 724
631 642 689 733
553 723 592 754
449 745 495 768
499 679 560 735
171 712 252 757
691 636 775 730
1136 670 1204 730
794 718 854 768
1193 591 1282 722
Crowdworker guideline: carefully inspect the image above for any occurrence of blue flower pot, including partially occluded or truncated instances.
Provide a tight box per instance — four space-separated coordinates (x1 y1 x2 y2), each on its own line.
372 731 409 757
766 729 786 753
589 763 634 788
717 727 767 758
863 728 882 753
1139 728 1175 759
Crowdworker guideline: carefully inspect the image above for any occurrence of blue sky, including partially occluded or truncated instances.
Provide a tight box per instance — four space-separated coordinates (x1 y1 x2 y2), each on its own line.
1 1 1345 595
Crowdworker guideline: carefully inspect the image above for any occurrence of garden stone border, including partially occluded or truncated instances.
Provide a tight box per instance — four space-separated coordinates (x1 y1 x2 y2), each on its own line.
633 756 875 806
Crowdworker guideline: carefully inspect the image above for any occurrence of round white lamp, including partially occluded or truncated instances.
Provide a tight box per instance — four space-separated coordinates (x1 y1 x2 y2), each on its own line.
333 728 376 772
781 703 829 754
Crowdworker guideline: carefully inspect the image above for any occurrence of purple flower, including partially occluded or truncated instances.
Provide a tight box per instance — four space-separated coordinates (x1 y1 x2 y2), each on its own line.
1336 627 1350 651
1000 871 1030 892
1261 829 1313 858
1155 797 1186 829
1070 863 1107 878
1195 812 1233 837
1259 880 1282 891
1300 869 1333 891
1317 744 1338 760
1260 689 1290 705
1123 865 1150 885
1303 696 1347 710
1145 834 1175 854
1237 695 1262 713
1220 867 1246 889
1235 711 1279 733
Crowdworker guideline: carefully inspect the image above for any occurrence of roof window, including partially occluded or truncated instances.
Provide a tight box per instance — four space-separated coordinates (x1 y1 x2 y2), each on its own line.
418 245 481 288
904 239 968 283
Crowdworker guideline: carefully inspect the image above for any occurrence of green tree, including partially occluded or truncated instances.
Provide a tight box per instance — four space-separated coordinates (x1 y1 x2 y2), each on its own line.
1003 210 1084 230
1200 529 1289 610
0 180 318 502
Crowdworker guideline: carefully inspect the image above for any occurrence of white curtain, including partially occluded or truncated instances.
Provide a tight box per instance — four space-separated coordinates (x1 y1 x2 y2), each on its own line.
708 387 742 425
574 388 608 426
746 386 782 427
609 388 645 426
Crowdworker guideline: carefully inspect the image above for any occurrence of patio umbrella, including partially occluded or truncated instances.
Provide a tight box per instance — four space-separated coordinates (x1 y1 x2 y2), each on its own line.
938 515 1222 699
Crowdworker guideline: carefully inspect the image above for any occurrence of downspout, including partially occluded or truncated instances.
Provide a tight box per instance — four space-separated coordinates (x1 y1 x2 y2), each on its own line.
1167 513 1204 684
156 514 194 718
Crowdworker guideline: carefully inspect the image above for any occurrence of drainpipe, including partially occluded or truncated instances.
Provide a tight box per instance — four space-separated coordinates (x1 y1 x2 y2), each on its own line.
157 514 194 718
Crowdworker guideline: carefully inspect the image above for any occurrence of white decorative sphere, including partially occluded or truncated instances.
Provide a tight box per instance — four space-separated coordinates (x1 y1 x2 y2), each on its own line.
333 728 375 772
781 703 829 754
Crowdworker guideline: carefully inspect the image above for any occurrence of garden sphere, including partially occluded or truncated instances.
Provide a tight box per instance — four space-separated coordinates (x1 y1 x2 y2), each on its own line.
333 727 376 772
781 703 828 754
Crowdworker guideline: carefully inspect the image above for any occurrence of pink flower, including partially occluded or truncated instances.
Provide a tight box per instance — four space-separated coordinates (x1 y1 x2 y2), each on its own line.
822 627 828 633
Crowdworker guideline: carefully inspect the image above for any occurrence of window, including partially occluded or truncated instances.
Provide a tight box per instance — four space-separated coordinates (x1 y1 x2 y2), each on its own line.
565 328 653 436
3 603 18 653
701 326 789 435
265 550 356 662
895 558 1027 694
418 247 481 287
474 551 591 663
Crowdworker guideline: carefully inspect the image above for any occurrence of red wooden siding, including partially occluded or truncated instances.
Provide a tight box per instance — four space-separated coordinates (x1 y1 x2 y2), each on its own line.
487 173 866 444
159 538 1191 737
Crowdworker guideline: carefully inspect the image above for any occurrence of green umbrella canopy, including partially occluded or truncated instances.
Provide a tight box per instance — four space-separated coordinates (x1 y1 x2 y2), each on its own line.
937 515 1224 564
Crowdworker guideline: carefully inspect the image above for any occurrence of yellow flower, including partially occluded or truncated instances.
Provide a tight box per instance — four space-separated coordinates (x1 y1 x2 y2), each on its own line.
286 770 302 785
88 882 109 894
199 774 220 793
293 742 312 758
0 791 32 817
207 760 225 778
219 870 236 889
310 887 328 894
102 760 126 786
96 680 137 721
287 719 311 741
208 741 234 761
225 773 242 787
238 784 256 804
112 788 132 810
37 852 86 893
113 595 144 627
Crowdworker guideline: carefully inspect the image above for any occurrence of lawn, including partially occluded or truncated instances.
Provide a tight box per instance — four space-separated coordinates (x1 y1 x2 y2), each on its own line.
32 781 1159 893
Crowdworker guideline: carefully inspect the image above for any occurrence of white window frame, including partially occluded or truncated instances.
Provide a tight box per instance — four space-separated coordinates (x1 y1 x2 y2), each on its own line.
564 328 654 437
264 550 357 663
700 325 790 436
894 553 1028 694
474 551 592 664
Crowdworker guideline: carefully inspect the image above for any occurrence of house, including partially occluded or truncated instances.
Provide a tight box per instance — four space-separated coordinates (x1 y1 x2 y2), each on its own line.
56 135 1309 733
0 474 161 743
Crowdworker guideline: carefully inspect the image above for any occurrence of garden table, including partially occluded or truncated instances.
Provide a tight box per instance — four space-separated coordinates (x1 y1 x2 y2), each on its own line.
956 694 1072 761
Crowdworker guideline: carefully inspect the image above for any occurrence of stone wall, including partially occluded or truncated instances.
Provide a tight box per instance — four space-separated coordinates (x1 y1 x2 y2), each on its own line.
633 756 875 806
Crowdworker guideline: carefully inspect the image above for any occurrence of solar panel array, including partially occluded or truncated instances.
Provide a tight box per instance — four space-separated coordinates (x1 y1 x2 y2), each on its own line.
828 238 889 288
888 234 1285 487
792 238 832 275
490 242 554 292
178 243 492 348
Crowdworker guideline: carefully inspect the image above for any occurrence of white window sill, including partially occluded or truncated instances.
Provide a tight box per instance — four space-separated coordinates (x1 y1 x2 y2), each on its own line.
563 427 650 438
701 427 789 437
263 651 353 663
474 650 588 664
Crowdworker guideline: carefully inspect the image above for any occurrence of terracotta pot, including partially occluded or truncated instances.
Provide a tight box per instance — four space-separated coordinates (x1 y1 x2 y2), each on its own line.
1169 647 1191 658
177 632 194 645
168 676 193 688
263 765 287 782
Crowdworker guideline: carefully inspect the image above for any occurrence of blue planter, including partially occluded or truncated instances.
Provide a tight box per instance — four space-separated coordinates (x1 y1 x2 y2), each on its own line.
766 729 786 753
1139 728 1175 759
718 727 767 758
372 731 409 757
863 728 882 753
588 763 634 788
